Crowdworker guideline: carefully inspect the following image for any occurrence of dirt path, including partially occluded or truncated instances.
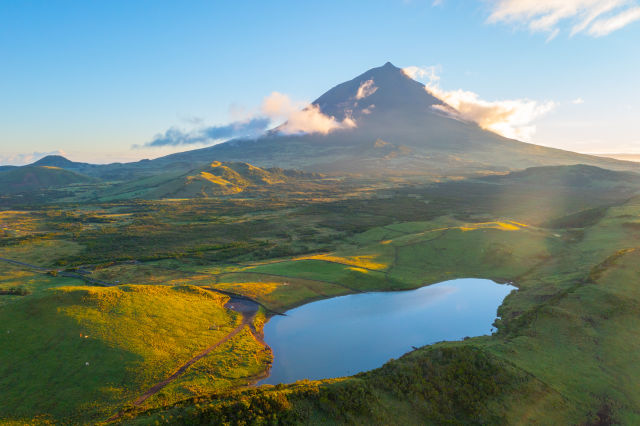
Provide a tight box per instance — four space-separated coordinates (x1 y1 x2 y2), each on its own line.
131 321 248 406
0 256 48 271
107 318 251 422
0 257 117 287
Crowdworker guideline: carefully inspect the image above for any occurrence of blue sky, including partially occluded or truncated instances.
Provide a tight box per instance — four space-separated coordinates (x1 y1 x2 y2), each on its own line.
1 0 639 164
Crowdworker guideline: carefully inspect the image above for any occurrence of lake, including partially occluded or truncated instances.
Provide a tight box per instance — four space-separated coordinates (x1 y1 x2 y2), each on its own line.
259 278 515 385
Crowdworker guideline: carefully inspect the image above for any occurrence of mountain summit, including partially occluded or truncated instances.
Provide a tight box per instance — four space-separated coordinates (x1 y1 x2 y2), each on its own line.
23 63 637 178
150 61 637 176
312 61 442 122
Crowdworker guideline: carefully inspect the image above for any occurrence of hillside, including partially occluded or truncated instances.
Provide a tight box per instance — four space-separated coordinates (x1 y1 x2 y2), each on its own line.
482 164 640 188
0 165 95 194
97 161 319 200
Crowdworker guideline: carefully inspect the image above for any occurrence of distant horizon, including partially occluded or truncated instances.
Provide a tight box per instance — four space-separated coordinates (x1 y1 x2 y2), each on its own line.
3 141 640 167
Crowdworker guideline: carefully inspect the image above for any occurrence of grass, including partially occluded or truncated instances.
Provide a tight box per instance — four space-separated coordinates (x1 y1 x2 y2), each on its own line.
0 284 270 424
244 260 393 292
213 274 350 311
111 192 640 424
0 239 84 267
2 169 640 424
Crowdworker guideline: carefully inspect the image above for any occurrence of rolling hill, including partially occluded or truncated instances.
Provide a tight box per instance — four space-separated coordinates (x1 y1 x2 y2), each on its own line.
96 161 320 200
0 165 95 194
482 164 640 188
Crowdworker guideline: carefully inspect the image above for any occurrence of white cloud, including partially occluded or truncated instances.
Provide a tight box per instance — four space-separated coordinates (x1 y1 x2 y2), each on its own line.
572 97 585 104
362 105 376 115
588 5 640 35
356 79 378 100
487 0 640 37
0 150 67 166
261 92 356 135
404 66 556 141
402 65 441 82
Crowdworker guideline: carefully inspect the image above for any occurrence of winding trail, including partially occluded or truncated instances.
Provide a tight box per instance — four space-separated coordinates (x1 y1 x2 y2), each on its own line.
107 293 268 422
132 321 248 406
0 257 48 271
107 317 252 422
0 257 117 287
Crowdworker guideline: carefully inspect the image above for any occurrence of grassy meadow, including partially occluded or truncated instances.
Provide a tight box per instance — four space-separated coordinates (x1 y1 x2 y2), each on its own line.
1 167 640 423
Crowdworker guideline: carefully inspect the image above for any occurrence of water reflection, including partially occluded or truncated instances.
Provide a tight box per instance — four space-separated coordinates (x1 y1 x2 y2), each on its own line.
260 278 515 385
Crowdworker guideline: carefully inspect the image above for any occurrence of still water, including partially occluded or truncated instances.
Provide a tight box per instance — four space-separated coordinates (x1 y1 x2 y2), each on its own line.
259 278 515 385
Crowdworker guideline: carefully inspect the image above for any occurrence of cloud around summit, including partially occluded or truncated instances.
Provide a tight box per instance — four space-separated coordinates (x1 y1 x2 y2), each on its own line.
404 66 556 141
143 92 356 148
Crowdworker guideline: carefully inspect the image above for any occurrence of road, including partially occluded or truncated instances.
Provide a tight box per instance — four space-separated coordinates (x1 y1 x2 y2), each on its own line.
0 257 117 287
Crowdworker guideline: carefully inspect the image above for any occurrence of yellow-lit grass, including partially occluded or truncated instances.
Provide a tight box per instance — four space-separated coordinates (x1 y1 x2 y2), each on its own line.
0 211 43 237
0 263 74 307
90 264 215 287
460 221 522 232
149 327 271 408
213 281 281 301
0 284 264 422
58 286 240 377
293 253 387 270
198 172 233 187
0 239 84 266
213 275 350 311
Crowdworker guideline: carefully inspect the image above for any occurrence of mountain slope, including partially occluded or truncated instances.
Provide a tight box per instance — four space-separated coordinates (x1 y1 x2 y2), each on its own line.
97 161 318 200
0 166 95 194
17 63 639 180
482 164 640 188
151 62 639 176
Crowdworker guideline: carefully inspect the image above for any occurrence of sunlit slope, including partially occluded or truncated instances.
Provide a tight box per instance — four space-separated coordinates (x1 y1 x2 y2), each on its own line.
0 165 95 194
0 284 269 423
96 161 318 200
154 63 640 176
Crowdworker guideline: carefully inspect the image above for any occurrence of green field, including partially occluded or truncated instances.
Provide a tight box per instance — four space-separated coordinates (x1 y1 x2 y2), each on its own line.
1 166 640 424
0 284 269 423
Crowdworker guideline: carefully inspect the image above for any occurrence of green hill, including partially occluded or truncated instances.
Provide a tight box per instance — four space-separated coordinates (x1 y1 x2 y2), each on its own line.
98 161 317 200
483 164 640 188
0 165 95 194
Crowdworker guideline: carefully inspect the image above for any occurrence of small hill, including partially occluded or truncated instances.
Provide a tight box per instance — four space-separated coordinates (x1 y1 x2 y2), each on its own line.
0 166 95 194
32 155 80 168
99 162 318 200
173 161 288 196
483 164 640 188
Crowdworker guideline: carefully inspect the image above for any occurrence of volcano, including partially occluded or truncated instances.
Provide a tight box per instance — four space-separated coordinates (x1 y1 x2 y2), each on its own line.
23 62 640 178
148 62 636 176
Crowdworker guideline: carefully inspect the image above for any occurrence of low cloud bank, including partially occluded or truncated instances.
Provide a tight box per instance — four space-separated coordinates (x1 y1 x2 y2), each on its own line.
143 92 355 148
145 118 270 147
404 66 556 141
262 92 356 135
